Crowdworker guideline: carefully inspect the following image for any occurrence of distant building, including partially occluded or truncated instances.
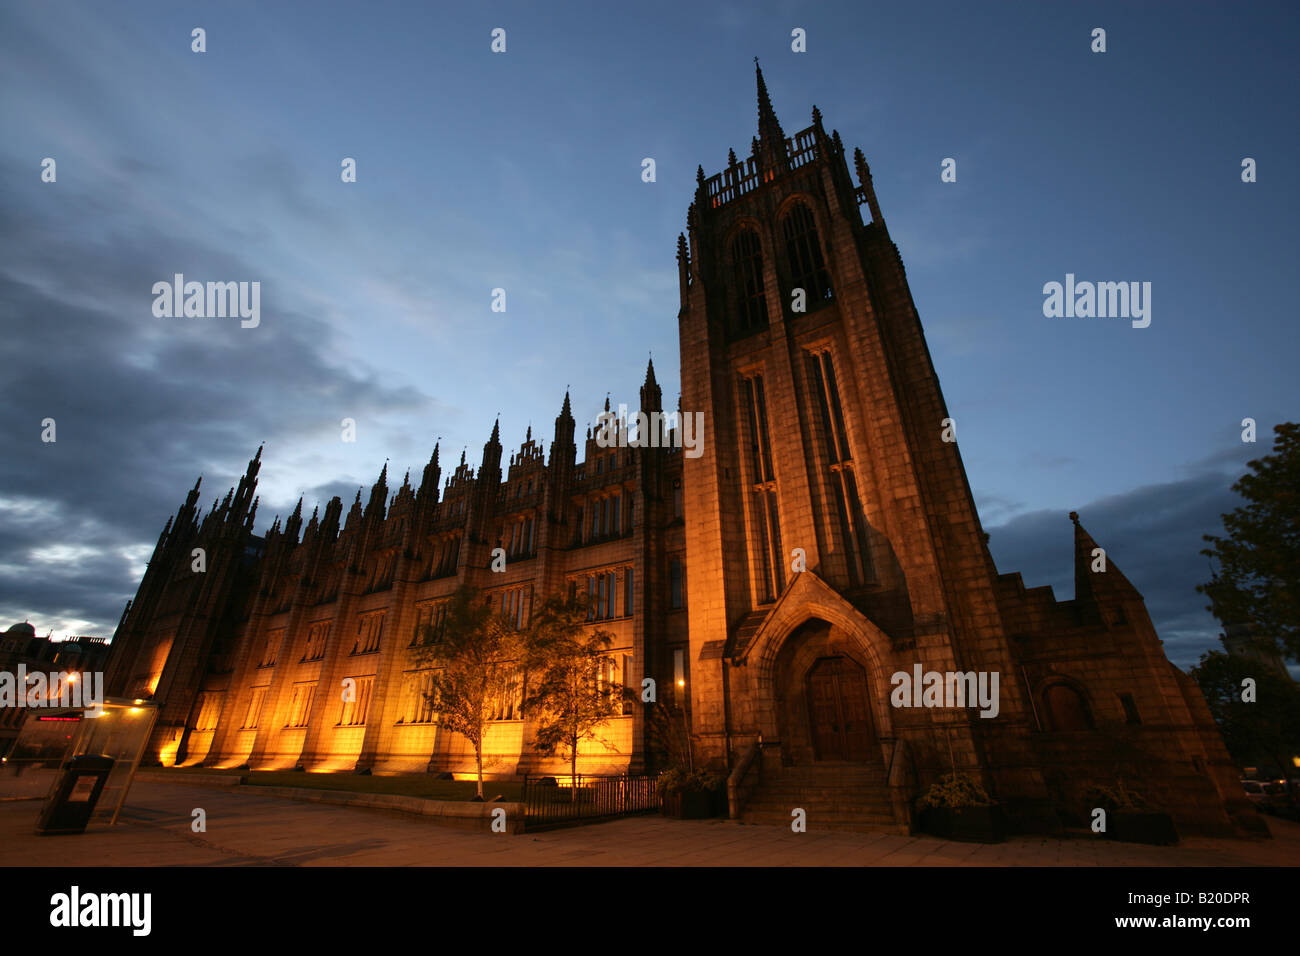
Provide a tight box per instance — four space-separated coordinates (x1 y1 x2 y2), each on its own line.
0 622 110 757
105 65 1257 836
1222 623 1294 683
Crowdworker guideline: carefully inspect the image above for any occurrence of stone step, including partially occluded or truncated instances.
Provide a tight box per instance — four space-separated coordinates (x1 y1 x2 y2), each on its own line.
746 792 894 806
740 810 901 832
745 802 895 817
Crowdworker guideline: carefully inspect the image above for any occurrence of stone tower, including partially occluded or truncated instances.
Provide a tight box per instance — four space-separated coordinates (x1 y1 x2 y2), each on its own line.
678 62 1043 816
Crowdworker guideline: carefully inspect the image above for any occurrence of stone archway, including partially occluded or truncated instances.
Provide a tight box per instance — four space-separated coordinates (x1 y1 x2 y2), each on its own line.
741 570 898 770
770 617 885 767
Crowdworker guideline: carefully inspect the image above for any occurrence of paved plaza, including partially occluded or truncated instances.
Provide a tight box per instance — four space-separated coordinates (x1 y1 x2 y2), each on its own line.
1 777 1296 866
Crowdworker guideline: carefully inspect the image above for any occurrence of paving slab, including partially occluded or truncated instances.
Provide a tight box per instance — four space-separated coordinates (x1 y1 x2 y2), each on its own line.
0 778 1296 867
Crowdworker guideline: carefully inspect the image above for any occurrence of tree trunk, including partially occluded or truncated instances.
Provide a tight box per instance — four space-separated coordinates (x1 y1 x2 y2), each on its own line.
475 740 484 799
570 732 579 804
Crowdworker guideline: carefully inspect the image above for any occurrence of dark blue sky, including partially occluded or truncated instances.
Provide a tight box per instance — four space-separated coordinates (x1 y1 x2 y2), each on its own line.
1 0 1296 670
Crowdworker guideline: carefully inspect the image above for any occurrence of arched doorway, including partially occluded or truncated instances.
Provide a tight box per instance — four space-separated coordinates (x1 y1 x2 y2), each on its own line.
806 656 874 761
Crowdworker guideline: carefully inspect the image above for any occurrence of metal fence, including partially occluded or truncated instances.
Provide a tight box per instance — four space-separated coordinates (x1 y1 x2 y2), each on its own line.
521 773 661 830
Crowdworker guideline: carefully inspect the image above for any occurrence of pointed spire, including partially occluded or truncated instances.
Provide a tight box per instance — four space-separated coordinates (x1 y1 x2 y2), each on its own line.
604 394 611 413
526 424 532 442
402 469 411 490
459 448 466 467
853 145 884 225
490 417 500 444
727 147 738 167
754 57 786 159
696 164 705 187
284 496 301 536
366 461 389 518
641 355 663 414
345 488 363 532
1070 512 1142 616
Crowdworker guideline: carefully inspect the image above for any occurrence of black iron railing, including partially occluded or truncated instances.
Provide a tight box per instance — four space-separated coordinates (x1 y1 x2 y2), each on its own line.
521 772 661 830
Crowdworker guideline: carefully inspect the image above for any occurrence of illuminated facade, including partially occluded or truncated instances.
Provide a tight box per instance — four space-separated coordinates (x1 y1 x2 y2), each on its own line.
106 66 1258 835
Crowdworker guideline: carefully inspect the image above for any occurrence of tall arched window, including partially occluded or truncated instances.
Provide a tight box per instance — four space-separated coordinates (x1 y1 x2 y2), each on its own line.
782 202 833 309
732 228 767 335
1043 682 1093 731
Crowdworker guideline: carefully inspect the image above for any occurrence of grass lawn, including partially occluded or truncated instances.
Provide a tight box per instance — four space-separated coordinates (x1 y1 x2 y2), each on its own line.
151 766 523 802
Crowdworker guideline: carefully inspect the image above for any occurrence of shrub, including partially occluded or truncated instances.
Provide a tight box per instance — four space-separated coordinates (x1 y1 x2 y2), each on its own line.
917 772 993 809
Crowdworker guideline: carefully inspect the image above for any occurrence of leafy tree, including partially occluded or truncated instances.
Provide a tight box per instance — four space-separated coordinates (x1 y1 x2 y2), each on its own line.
523 594 622 798
1198 422 1300 663
1190 649 1300 783
412 585 523 799
645 698 695 773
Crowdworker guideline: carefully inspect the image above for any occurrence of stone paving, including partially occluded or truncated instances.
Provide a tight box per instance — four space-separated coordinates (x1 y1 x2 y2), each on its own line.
1 778 1296 867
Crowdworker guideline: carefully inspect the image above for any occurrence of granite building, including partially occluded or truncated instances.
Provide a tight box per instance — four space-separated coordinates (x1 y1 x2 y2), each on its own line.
104 66 1258 835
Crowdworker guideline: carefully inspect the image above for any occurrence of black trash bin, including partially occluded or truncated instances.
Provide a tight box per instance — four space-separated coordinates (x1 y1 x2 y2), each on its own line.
34 754 115 835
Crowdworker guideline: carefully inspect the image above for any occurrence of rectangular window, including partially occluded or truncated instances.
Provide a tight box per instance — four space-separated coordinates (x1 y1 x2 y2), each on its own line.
303 621 330 661
670 559 684 609
808 350 874 587
625 567 635 616
339 676 374 726
241 687 267 729
1119 693 1142 725
194 692 224 732
414 672 436 724
353 613 384 654
287 682 317 728
258 629 283 668
673 648 686 704
744 375 784 602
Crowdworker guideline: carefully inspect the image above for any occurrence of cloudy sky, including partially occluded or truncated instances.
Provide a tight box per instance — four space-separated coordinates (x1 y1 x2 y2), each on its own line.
1 1 1296 670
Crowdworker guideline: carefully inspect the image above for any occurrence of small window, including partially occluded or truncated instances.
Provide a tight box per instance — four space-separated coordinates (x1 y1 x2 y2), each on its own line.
1118 692 1141 725
670 559 684 609
1043 683 1092 731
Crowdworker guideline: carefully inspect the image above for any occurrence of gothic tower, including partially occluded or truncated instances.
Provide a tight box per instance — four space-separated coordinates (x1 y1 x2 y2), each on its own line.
678 63 1039 812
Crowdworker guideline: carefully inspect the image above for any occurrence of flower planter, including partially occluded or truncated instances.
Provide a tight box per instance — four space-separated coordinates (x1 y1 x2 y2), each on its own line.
1106 809 1178 845
918 804 1008 843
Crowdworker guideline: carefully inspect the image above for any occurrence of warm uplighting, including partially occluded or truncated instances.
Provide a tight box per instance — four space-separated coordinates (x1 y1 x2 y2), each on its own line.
66 673 77 683
677 679 685 688
133 699 144 705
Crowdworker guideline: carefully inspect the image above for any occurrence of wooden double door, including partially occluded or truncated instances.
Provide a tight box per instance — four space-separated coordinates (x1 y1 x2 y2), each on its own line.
806 656 874 761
